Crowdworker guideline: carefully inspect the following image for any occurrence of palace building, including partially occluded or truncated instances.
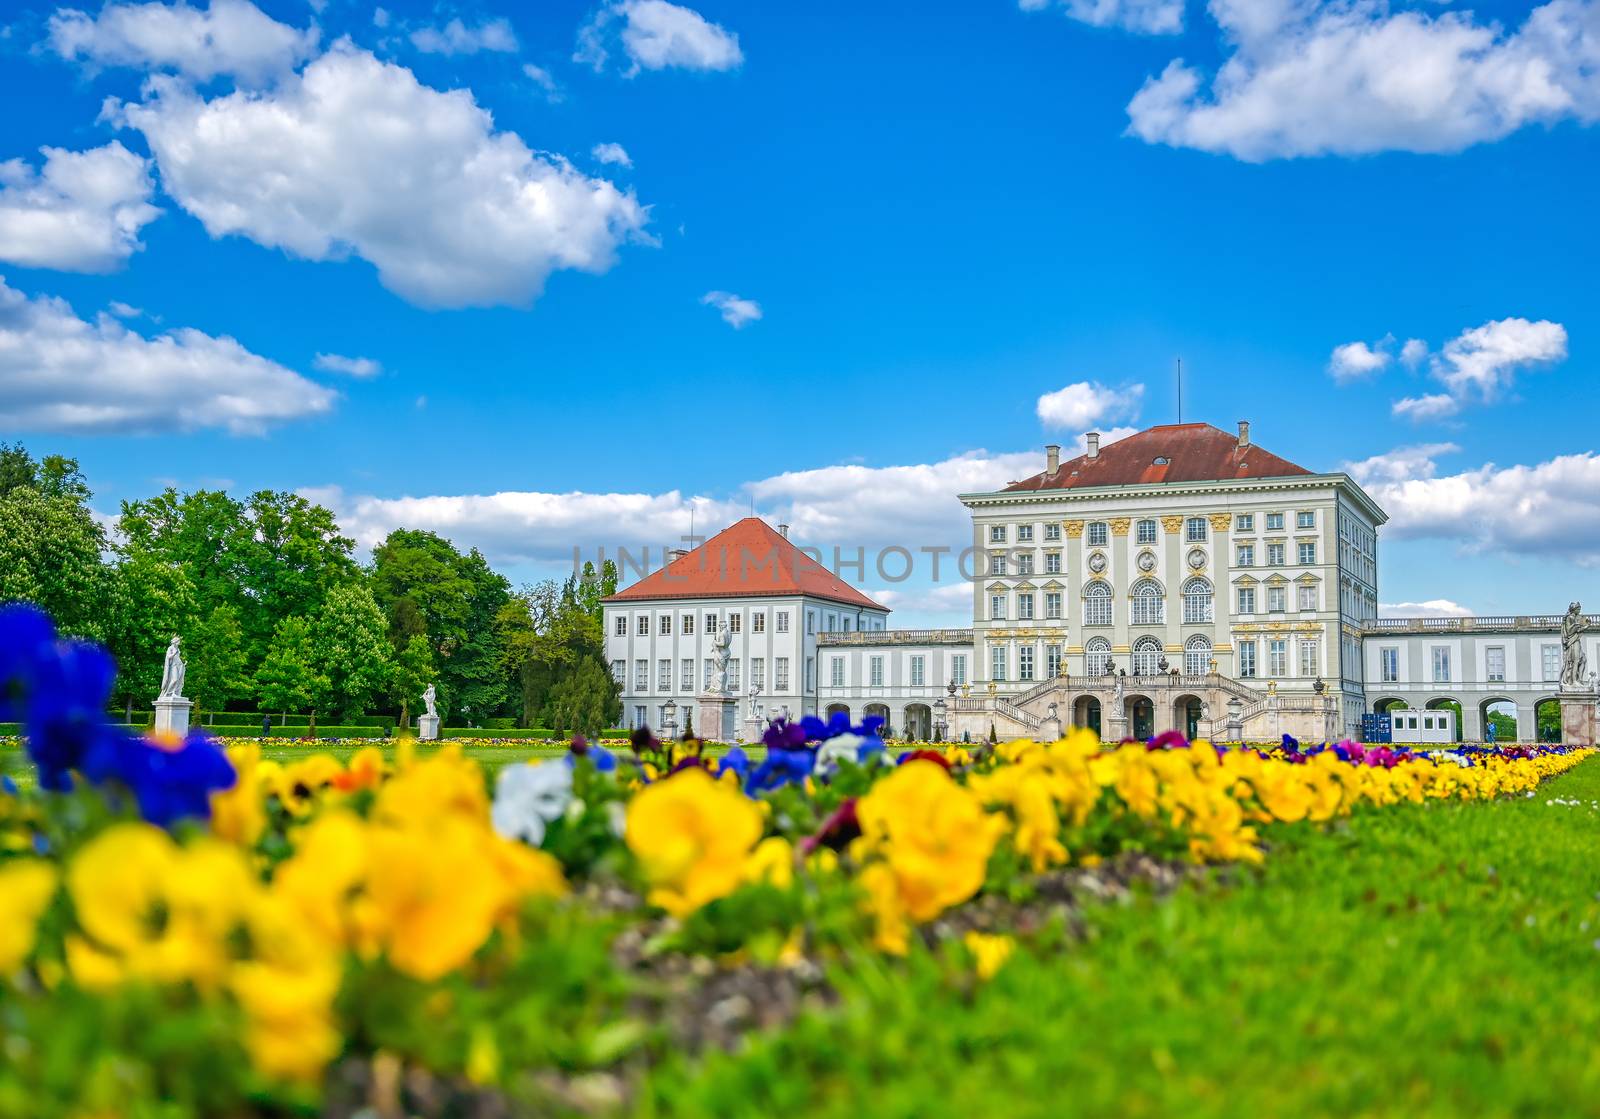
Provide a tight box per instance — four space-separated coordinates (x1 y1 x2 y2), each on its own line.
603 422 1600 743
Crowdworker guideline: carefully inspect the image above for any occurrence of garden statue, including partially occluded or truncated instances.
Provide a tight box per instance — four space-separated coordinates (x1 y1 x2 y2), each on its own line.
1560 602 1589 689
157 636 185 700
422 683 438 719
709 622 732 694
747 681 762 718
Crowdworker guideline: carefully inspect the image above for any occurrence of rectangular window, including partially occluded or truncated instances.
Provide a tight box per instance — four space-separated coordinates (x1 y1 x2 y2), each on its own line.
1236 513 1254 532
989 524 1007 543
1236 544 1254 566
1543 643 1561 681
611 659 625 682
1044 552 1061 574
869 656 884 687
1085 591 1112 627
805 657 815 692
1267 586 1287 613
776 611 790 633
807 611 815 634
634 705 646 729
1381 647 1399 682
1044 523 1061 542
1487 645 1506 682
1237 587 1256 615
825 614 836 632
634 659 648 690
911 655 926 686
1267 543 1286 566
1046 644 1062 677
636 615 649 636
659 615 671 635
1298 542 1317 565
1298 640 1318 678
990 554 1007 576
830 657 844 687
952 654 967 686
614 615 627 636
1017 593 1035 620
681 658 695 690
729 613 742 634
1137 519 1158 544
1132 593 1163 627
991 645 1006 682
1266 512 1285 531
1017 524 1034 543
1045 591 1062 619
1185 517 1207 542
729 660 741 691
752 612 765 633
657 659 671 690
991 594 1006 620
1239 641 1257 678
1298 584 1317 611
1268 639 1288 677
1018 647 1034 681
1297 511 1316 529
1016 554 1034 575
681 613 694 635
703 658 714 688
705 613 717 634
1087 522 1108 547
752 658 765 690
775 657 790 690
1432 646 1451 683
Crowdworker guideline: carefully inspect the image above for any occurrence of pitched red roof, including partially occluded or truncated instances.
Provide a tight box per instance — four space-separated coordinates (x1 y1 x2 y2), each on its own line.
603 518 887 611
1002 423 1313 492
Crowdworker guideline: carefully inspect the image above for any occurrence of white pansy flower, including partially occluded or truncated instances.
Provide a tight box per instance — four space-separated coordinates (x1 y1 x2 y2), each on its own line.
491 761 574 846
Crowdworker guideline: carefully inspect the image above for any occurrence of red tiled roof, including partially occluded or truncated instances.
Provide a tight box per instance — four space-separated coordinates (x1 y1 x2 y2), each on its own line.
1002 423 1313 492
603 518 887 611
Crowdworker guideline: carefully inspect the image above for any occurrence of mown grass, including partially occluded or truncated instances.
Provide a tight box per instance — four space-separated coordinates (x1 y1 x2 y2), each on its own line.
640 757 1600 1119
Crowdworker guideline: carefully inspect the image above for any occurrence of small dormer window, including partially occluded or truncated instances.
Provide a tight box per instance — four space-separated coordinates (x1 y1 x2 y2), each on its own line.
1153 456 1170 465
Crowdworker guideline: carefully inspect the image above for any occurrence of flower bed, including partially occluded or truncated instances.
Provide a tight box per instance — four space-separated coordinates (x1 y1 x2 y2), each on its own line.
0 605 1592 1115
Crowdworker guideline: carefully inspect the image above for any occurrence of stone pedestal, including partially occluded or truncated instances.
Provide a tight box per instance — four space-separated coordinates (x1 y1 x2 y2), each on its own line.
1038 716 1063 742
697 693 736 743
1560 691 1597 747
1106 713 1129 743
741 716 765 745
153 697 191 738
417 714 441 741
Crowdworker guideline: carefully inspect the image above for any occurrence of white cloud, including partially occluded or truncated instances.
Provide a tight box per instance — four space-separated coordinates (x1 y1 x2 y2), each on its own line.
1388 317 1566 421
1021 0 1185 35
1379 599 1474 618
1126 0 1600 161
1391 393 1460 422
113 44 651 309
523 62 564 100
48 0 319 84
1035 380 1144 430
409 17 518 55
1328 337 1391 382
108 300 142 318
1349 444 1600 562
576 0 743 75
0 276 335 434
1400 337 1428 368
591 141 633 167
313 352 381 378
0 142 160 272
701 290 761 328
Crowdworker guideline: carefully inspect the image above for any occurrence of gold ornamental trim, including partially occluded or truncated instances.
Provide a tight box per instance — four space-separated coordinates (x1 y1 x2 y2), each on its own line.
1160 515 1184 533
1065 520 1085 538
1208 513 1233 531
1109 518 1132 536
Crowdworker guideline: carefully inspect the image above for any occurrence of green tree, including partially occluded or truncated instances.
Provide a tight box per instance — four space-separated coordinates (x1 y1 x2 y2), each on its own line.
0 459 110 641
187 604 249 719
104 553 198 717
547 656 621 738
256 616 329 732
312 581 394 720
391 634 436 731
117 488 246 622
234 491 357 660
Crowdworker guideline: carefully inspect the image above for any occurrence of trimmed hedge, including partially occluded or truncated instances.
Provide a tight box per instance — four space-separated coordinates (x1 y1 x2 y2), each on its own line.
107 711 397 731
441 727 558 739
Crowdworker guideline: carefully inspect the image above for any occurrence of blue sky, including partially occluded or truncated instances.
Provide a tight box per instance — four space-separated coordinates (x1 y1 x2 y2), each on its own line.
1 0 1597 625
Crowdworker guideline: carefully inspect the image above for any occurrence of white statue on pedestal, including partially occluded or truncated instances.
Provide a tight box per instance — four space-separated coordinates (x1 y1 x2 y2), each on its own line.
708 623 732 695
158 635 186 700
422 683 439 718
1560 602 1589 690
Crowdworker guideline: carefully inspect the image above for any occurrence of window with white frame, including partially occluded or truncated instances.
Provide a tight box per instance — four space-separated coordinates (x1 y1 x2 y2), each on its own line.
1086 637 1112 675
636 615 649 636
1236 513 1254 532
1044 523 1061 542
705 612 717 634
1185 635 1212 676
1298 583 1317 611
729 613 742 633
869 656 884 686
752 658 765 690
1236 543 1254 566
1087 522 1109 547
1267 585 1287 613
1017 524 1034 543
1267 542 1286 566
703 658 714 688
634 705 646 729
1132 637 1163 676
952 654 967 686
989 524 1007 543
614 615 627 636
830 657 844 687
1046 643 1062 677
1018 647 1034 681
991 593 1006 620
752 612 766 633
806 611 815 634
1018 593 1035 620
1237 586 1256 615
1239 641 1257 678
826 614 837 632
805 657 815 691
1137 519 1158 544
1543 643 1561 681
1017 554 1035 575
1084 583 1112 626
1268 639 1288 677
1044 552 1061 574
681 658 695 690
634 659 648 690
657 659 671 690
1265 512 1285 531
1130 579 1165 626
990 554 1007 576
1431 646 1451 682
1297 511 1316 529
1298 542 1317 565
1298 639 1319 678
1185 517 1207 542
1486 646 1506 682
611 659 624 682
991 645 1007 681
1182 577 1213 624
1380 647 1399 682
729 660 741 690
659 615 671 635
911 655 926 686
776 611 790 633
682 613 695 635
775 657 790 690
1045 591 1062 619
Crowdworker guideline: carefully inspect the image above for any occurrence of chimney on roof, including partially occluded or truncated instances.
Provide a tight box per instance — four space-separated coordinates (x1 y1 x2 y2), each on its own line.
1237 420 1251 448
777 523 789 539
667 547 688 562
1085 432 1100 459
1045 443 1060 473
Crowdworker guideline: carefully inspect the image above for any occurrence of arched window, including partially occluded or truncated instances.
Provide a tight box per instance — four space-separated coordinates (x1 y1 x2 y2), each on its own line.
1083 582 1112 626
1185 634 1213 676
1132 636 1163 676
1182 577 1214 624
1130 579 1165 626
1085 637 1113 675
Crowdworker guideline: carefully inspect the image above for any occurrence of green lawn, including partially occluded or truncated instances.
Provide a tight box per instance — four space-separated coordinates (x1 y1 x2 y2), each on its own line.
641 757 1600 1119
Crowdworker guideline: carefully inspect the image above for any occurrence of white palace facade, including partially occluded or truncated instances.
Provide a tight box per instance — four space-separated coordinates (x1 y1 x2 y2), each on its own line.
603 422 1600 744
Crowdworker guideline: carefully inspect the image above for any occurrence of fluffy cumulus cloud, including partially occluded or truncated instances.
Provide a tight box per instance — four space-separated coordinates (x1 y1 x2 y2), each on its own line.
700 290 760 328
576 0 743 75
0 276 336 435
1327 337 1394 381
1346 444 1600 562
112 44 651 308
1391 317 1566 421
1126 0 1600 160
409 17 518 55
48 0 319 84
312 352 381 378
591 141 633 167
0 142 160 272
1019 0 1185 35
1378 599 1474 618
1035 380 1144 430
